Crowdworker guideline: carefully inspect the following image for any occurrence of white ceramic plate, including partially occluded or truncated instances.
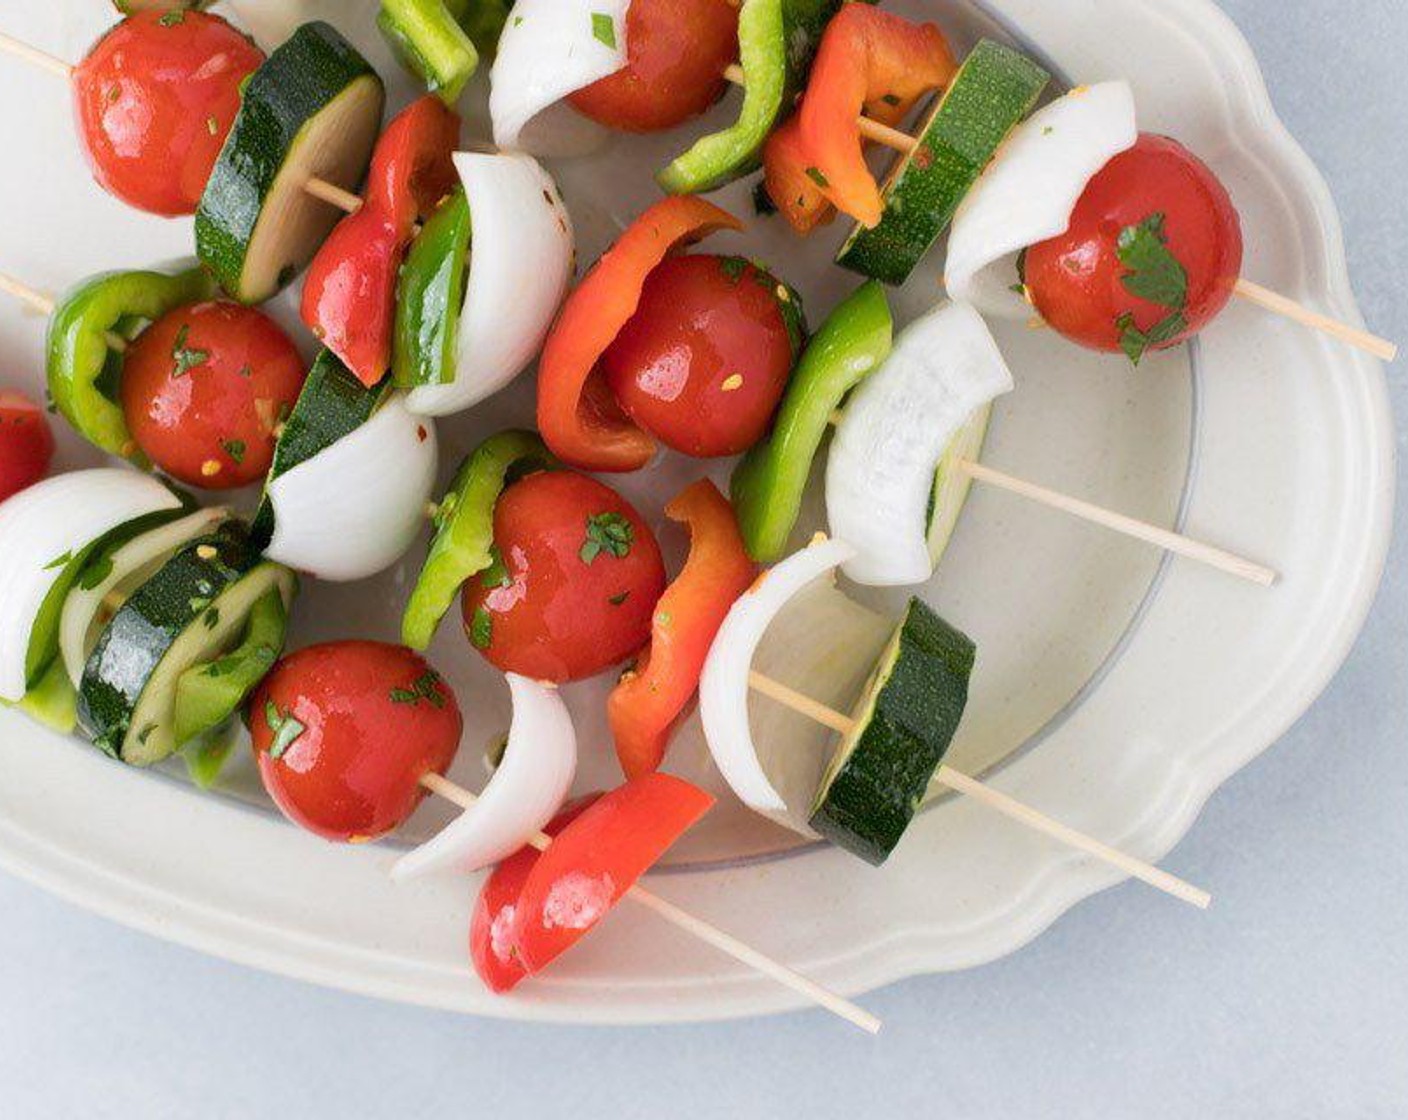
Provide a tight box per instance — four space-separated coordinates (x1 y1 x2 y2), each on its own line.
0 0 1391 1024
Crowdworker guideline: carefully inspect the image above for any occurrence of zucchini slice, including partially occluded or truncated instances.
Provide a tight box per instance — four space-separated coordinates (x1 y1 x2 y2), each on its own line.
836 40 1049 286
78 523 296 766
809 598 975 865
251 349 390 549
196 22 385 304
926 404 992 570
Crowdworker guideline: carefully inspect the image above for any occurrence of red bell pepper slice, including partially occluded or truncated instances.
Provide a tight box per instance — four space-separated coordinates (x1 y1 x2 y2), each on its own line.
469 794 602 994
608 480 756 779
789 6 956 230
510 773 714 976
536 196 744 472
301 97 460 386
762 113 835 234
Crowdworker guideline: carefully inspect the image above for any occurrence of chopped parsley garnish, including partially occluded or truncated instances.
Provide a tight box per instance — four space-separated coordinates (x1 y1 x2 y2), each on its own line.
42 550 72 571
390 669 447 708
221 439 246 464
719 256 748 283
479 545 511 590
804 166 829 189
608 591 630 606
189 597 211 615
591 12 617 48
203 608 220 630
880 93 901 107
170 324 210 379
236 364 252 379
752 182 777 216
137 724 156 745
1113 212 1191 364
265 701 306 760
469 607 493 650
580 512 634 564
204 645 275 678
158 10 185 26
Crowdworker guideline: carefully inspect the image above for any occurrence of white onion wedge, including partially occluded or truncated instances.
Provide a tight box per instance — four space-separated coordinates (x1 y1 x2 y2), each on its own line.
0 469 182 702
59 507 229 688
700 537 857 815
945 82 1138 318
826 302 1014 587
406 153 574 418
265 394 437 582
391 674 576 880
489 0 630 157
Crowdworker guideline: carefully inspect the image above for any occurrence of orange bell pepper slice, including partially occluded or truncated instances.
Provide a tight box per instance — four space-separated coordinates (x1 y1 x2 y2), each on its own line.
537 196 744 472
791 6 956 230
762 113 835 234
608 480 757 779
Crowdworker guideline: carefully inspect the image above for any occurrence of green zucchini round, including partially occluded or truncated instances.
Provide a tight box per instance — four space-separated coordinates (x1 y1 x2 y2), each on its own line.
78 523 295 766
808 597 975 865
195 22 385 304
836 40 1049 286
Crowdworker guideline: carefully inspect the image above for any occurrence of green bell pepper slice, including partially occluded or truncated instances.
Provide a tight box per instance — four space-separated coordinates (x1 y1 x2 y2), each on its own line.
402 430 558 650
657 0 853 195
5 659 78 735
378 0 509 105
46 266 217 463
393 187 471 389
173 587 291 750
730 281 892 563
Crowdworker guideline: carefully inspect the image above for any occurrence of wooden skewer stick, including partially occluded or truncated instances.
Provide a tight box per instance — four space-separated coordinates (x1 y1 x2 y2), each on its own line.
418 772 882 1034
821 410 1275 585
745 671 1211 910
0 31 366 220
0 271 130 352
719 64 1397 361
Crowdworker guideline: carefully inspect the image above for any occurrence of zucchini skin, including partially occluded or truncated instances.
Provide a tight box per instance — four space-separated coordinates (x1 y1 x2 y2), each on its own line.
809 598 975 865
837 41 1049 285
195 22 383 302
78 523 257 761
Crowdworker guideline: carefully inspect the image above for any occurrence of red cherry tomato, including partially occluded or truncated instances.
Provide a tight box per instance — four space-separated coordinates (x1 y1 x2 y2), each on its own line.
460 471 666 683
250 641 463 843
1023 133 1243 359
0 391 56 503
469 793 602 993
120 301 306 489
568 0 738 132
72 11 264 216
599 255 798 457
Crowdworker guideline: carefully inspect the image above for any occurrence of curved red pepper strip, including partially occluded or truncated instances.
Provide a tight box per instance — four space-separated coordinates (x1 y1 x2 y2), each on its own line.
608 480 756 779
469 794 602 994
301 97 460 386
537 196 744 472
790 6 956 230
510 774 714 976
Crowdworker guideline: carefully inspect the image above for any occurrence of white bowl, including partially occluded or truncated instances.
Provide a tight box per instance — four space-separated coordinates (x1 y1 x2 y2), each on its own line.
0 0 1391 1024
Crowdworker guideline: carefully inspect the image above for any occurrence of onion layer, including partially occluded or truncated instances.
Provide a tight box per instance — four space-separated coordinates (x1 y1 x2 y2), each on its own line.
391 674 577 880
406 153 574 418
265 394 438 582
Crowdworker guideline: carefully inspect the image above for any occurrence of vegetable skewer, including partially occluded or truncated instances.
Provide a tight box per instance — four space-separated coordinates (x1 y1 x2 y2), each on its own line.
743 668 1210 909
0 31 373 232
419 770 883 1033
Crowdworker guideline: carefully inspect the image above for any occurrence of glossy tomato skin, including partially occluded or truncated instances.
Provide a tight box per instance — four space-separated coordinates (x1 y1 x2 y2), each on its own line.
600 255 798 458
72 11 264 216
251 642 463 843
460 471 666 683
567 0 738 132
1024 133 1243 355
120 301 306 489
0 391 56 504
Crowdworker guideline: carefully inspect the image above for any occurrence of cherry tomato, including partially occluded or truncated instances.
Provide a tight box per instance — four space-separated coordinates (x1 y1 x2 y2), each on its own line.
460 471 666 682
469 793 602 993
0 391 56 504
567 0 738 132
251 641 463 843
599 255 798 457
72 11 264 216
120 301 306 489
1023 133 1243 359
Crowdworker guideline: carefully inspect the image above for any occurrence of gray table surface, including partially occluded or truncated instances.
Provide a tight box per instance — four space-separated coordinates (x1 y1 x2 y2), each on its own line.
3 2 1404 1117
